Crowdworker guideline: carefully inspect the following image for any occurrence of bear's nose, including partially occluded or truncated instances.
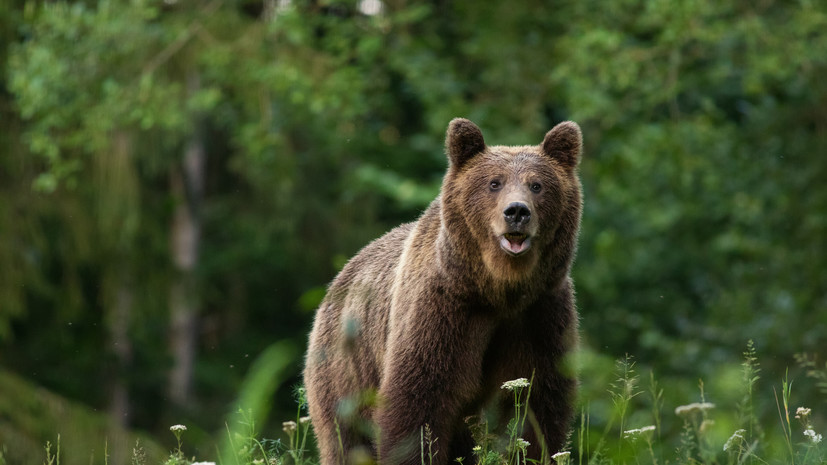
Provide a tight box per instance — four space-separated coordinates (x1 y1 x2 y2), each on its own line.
503 202 531 226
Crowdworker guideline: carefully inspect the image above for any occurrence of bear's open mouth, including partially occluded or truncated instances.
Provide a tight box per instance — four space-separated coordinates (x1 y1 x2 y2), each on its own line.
500 232 531 255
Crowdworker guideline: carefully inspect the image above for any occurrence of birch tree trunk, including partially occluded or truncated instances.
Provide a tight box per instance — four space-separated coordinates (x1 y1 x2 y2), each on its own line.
168 70 205 407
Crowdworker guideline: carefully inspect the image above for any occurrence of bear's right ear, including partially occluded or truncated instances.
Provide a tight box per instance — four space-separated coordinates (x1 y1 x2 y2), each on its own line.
542 121 582 170
446 118 486 168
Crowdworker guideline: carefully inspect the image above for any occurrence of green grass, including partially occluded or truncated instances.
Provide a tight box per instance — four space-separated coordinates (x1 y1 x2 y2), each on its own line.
8 342 826 465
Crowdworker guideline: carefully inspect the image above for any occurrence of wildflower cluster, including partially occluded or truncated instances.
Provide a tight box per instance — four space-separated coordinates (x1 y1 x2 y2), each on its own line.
500 378 530 391
282 414 313 465
551 451 571 465
283 421 297 434
796 407 823 444
166 424 188 465
804 429 823 444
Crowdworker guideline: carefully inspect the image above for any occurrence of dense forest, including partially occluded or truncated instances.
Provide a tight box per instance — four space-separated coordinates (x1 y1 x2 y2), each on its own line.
1 0 825 464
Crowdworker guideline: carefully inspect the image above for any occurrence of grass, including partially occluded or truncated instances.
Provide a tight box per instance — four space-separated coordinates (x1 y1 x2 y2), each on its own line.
571 343 825 465
10 342 826 465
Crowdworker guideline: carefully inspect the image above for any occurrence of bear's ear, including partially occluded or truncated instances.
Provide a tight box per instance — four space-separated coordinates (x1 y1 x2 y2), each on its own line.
446 118 486 168
541 121 582 169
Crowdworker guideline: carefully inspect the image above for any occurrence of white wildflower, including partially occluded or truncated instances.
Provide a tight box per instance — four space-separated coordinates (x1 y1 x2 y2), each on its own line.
472 446 482 453
796 407 812 419
283 420 298 433
516 438 530 449
169 424 187 432
552 451 571 465
501 378 530 391
674 402 715 416
804 429 823 444
623 425 656 439
299 416 311 424
723 429 746 452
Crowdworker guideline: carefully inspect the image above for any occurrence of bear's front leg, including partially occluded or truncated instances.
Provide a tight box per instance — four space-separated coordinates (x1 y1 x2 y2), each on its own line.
489 286 579 462
524 367 577 460
520 288 579 461
375 309 491 465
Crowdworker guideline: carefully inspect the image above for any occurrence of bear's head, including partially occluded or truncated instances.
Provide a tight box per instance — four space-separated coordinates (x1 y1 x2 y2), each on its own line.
440 118 583 284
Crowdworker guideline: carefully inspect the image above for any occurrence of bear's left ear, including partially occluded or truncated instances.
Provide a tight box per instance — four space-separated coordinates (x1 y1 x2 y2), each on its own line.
542 121 582 169
446 118 486 169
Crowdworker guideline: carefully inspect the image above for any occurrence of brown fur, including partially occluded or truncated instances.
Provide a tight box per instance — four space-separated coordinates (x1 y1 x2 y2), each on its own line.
304 118 583 465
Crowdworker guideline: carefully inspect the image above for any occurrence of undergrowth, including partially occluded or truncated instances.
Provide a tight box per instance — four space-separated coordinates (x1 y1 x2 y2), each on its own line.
27 342 827 465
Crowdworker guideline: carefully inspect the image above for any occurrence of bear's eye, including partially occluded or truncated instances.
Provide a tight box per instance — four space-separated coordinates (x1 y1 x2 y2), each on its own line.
530 182 542 193
490 180 502 191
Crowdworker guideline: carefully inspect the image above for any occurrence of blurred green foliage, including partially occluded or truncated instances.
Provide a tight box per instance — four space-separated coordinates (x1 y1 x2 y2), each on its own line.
0 368 166 465
0 0 825 462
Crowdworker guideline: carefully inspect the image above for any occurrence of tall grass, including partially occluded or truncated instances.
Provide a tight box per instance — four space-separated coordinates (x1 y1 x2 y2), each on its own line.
23 343 827 465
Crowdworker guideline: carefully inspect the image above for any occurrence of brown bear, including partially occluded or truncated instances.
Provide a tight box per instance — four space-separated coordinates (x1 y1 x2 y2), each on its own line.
304 118 583 465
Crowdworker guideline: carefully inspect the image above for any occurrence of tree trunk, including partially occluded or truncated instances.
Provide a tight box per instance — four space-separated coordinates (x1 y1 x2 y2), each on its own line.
168 71 205 407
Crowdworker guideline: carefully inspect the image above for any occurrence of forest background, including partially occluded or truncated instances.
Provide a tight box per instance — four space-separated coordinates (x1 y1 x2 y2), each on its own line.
1 0 826 464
